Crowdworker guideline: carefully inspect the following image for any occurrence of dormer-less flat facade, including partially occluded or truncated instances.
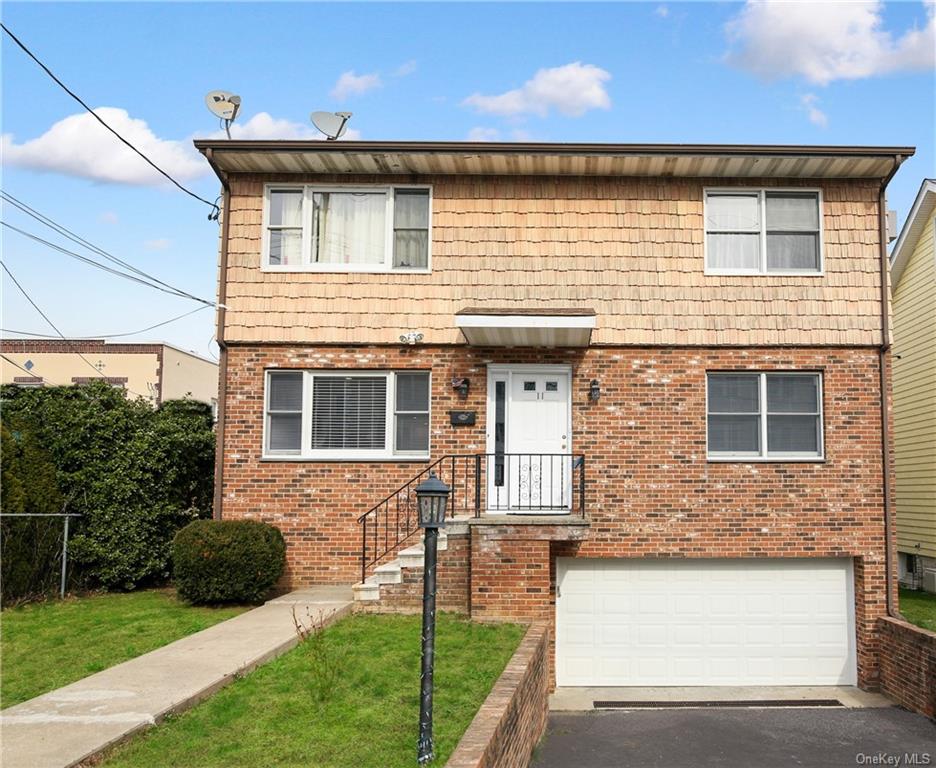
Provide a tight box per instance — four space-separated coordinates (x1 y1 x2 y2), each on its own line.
199 141 911 691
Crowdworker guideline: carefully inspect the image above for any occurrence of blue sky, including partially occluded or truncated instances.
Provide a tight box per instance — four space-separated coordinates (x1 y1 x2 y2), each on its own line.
2 1 934 356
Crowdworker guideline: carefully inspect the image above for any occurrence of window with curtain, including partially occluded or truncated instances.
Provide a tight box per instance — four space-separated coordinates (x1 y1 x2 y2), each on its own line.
705 190 821 273
264 370 430 458
707 372 823 459
264 186 430 271
266 190 303 266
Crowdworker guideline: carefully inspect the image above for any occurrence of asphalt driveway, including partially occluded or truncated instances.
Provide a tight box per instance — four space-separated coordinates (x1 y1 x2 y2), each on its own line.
531 707 936 768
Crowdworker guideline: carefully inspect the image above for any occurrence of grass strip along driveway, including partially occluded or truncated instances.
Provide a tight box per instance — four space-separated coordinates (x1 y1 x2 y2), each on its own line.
899 587 936 632
102 613 525 768
1 589 246 708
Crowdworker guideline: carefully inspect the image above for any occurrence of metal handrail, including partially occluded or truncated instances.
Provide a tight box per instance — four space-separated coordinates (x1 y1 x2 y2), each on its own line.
358 453 585 581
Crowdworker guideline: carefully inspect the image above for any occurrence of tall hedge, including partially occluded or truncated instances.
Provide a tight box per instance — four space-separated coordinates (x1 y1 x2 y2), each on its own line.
1 420 66 603
0 382 215 596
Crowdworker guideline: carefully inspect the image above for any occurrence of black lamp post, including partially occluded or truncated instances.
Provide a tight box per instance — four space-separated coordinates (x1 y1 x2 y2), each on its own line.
415 472 450 765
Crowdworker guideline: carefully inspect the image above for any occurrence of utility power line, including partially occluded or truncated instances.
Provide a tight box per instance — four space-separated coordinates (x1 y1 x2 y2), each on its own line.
1 23 219 219
1 305 210 341
1 192 217 307
1 261 150 398
1 222 217 307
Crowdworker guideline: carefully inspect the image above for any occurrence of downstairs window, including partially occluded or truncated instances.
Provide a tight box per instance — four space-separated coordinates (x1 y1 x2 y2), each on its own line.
707 372 823 460
264 370 430 459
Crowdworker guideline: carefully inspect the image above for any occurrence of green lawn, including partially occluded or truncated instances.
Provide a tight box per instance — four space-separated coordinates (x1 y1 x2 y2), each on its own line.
899 587 936 633
102 613 525 768
1 590 247 708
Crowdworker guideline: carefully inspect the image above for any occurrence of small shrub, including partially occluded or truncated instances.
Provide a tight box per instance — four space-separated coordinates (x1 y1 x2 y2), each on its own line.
173 520 285 604
291 606 346 702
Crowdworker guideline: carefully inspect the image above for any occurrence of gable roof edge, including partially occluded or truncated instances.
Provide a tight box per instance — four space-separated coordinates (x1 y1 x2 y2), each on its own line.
890 179 936 288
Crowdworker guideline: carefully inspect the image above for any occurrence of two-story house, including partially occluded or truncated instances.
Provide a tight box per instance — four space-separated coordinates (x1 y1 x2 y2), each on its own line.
197 140 912 692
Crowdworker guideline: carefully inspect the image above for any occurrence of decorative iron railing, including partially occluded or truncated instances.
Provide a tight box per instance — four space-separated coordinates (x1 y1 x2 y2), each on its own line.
357 453 585 581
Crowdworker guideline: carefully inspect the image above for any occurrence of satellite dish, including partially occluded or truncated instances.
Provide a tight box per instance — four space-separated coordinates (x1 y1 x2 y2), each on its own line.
311 111 352 141
205 91 242 138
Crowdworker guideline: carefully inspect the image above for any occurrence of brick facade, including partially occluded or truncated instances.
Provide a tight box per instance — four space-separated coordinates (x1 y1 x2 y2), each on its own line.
219 341 892 687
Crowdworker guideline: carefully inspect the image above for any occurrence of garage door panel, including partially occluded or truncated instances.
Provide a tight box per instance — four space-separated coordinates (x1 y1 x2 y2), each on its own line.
601 594 633 613
556 558 856 687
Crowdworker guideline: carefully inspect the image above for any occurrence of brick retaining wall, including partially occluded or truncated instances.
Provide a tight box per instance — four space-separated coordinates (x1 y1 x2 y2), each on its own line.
445 622 549 768
878 616 936 719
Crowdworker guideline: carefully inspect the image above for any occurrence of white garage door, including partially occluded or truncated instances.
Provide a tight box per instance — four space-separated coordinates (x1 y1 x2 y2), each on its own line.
556 558 856 687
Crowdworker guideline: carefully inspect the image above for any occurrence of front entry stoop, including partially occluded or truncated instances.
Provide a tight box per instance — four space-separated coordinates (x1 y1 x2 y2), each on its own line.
353 518 469 606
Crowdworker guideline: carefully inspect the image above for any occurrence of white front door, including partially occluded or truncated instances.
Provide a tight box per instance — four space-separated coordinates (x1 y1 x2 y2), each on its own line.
487 366 571 513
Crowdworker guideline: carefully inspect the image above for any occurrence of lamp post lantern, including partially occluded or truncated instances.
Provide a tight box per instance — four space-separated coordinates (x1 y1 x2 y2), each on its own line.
415 472 450 764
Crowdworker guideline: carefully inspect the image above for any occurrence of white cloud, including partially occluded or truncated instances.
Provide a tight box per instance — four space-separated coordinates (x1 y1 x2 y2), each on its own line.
99 211 119 225
726 0 936 85
2 109 364 187
655 5 670 18
394 60 417 77
330 70 382 101
1 108 204 185
143 238 171 251
467 127 500 141
463 62 612 117
800 94 829 128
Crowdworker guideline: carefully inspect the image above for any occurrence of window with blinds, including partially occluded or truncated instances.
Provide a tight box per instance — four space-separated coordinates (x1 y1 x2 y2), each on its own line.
264 186 430 272
312 377 387 450
707 372 823 459
705 189 822 274
264 371 430 458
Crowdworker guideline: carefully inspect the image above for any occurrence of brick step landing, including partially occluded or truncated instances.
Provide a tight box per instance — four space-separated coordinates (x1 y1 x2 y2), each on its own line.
353 518 470 603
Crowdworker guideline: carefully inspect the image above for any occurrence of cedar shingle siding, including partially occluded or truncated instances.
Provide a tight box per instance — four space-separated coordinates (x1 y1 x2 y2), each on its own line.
221 176 883 346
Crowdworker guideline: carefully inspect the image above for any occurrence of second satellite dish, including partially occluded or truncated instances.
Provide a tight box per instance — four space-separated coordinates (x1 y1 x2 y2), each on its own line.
311 111 352 140
205 91 242 138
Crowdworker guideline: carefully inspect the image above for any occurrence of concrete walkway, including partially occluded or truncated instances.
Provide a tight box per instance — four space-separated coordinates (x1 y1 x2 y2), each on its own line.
0 586 353 768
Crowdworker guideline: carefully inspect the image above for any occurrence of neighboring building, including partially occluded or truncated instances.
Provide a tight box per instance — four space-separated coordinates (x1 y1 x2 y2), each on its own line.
198 140 912 691
890 179 936 592
0 339 219 408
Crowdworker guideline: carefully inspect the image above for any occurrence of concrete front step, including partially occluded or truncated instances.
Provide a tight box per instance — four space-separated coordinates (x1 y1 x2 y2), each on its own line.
372 562 402 584
353 519 469 604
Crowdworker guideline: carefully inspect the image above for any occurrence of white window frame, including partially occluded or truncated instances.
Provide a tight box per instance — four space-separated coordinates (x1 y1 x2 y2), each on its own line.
261 184 432 274
706 371 825 462
262 370 431 461
703 188 824 276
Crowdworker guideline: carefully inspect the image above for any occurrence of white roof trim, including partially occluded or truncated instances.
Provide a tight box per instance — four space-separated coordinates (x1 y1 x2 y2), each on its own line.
455 313 595 347
455 314 596 330
890 179 936 288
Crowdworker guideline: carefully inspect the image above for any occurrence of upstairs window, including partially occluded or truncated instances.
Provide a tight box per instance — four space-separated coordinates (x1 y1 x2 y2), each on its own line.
707 372 823 460
705 190 822 274
264 186 431 272
264 370 430 459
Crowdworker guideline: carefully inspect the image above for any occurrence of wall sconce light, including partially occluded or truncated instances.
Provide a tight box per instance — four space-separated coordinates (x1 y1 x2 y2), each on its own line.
452 377 470 399
589 379 601 402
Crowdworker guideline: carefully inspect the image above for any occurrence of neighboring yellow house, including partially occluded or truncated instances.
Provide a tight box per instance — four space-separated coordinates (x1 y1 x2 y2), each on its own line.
0 339 219 411
890 178 936 591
